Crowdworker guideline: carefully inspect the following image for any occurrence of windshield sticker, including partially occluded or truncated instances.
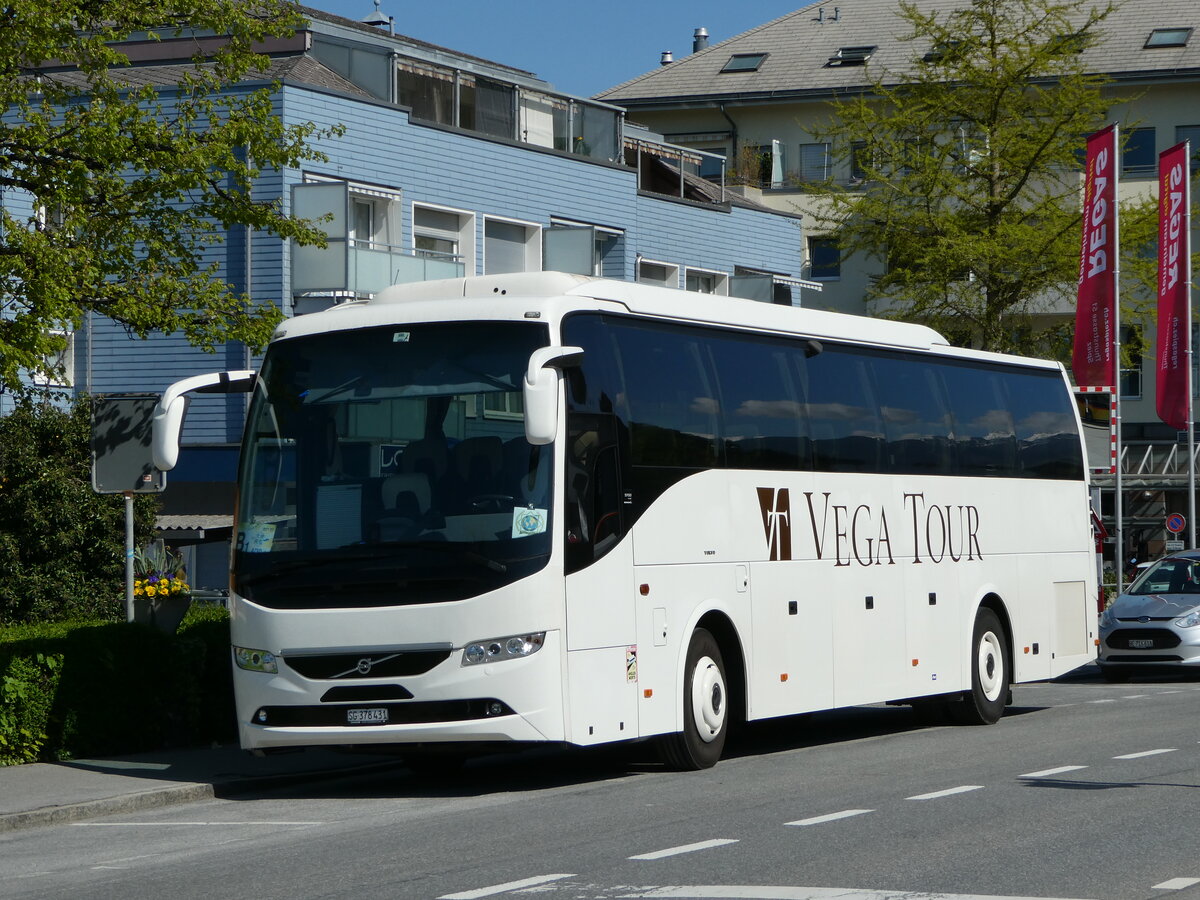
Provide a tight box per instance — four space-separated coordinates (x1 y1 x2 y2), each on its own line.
238 523 276 553
512 507 548 539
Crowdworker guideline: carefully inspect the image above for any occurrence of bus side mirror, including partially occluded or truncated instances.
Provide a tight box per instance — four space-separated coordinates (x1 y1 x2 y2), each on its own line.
152 370 256 470
523 346 583 446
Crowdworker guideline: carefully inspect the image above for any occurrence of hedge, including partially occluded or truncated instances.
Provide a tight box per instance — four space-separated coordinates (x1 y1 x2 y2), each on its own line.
0 603 237 765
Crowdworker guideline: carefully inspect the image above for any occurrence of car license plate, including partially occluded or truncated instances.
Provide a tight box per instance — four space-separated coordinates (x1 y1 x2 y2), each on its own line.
347 707 389 725
1128 639 1154 649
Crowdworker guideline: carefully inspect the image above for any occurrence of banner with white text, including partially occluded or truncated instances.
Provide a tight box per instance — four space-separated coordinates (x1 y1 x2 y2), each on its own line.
1073 124 1119 388
1156 140 1192 430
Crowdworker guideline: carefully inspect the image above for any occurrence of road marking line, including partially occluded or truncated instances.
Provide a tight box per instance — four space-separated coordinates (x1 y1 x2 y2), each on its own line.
785 809 874 827
1088 698 1117 704
906 785 983 801
1019 765 1088 778
613 885 1094 899
629 839 740 860
437 874 575 899
1113 749 1176 759
1159 690 1184 694
1153 877 1200 890
1121 694 1148 699
75 821 323 827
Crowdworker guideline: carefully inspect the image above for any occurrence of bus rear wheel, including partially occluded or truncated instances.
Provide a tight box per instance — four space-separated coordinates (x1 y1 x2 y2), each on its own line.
657 628 728 770
951 607 1010 725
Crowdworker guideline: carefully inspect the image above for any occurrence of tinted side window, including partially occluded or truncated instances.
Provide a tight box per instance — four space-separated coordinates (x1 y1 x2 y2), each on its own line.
1005 369 1084 479
615 322 719 468
942 362 1018 476
708 335 810 470
869 352 953 474
799 345 884 472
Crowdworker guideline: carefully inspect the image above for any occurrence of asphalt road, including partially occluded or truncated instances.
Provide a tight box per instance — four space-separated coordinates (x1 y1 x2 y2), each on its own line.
5 669 1200 900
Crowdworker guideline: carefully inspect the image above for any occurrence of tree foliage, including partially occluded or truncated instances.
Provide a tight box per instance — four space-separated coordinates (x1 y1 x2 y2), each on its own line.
0 0 338 388
0 396 157 623
807 0 1155 353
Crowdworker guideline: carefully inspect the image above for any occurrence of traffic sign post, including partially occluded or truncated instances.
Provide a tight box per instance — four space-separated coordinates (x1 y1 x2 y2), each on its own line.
1166 513 1187 535
91 394 166 622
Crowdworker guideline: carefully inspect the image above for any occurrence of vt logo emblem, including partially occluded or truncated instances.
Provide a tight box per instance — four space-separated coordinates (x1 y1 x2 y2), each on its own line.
757 487 791 561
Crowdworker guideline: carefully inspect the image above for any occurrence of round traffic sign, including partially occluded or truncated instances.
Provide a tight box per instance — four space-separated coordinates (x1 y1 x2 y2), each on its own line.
1166 513 1186 534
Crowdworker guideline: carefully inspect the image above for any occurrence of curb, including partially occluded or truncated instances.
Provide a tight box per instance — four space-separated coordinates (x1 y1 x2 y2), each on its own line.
0 758 405 834
0 782 215 834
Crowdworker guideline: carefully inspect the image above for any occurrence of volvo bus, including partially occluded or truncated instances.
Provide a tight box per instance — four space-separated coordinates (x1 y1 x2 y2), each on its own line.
153 271 1097 769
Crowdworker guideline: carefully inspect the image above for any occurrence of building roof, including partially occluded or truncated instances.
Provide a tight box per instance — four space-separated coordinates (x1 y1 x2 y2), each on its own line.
597 0 1200 106
41 53 374 97
300 5 541 82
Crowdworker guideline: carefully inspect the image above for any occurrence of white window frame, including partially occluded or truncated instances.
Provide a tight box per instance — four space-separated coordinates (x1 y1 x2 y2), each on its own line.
637 257 680 289
483 214 542 274
806 236 841 281
684 266 730 295
32 330 74 387
412 202 475 270
303 174 402 251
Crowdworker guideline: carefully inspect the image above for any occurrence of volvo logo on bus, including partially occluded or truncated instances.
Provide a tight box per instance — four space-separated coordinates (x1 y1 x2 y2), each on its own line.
757 487 792 561
356 658 374 675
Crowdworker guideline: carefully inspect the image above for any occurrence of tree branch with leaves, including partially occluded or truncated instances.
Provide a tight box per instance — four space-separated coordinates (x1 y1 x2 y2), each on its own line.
0 0 342 388
806 0 1167 355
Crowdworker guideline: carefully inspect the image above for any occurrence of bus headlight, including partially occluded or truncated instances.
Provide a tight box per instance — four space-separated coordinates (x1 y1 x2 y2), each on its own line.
234 646 278 674
461 632 545 666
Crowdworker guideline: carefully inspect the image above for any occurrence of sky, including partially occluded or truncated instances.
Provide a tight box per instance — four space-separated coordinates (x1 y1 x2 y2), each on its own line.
304 0 804 98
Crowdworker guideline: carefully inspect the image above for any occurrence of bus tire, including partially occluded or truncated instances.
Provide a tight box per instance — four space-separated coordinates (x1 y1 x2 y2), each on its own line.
951 607 1010 726
657 628 728 770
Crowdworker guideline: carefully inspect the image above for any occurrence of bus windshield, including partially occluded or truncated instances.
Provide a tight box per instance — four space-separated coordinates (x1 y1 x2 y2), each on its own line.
233 321 552 609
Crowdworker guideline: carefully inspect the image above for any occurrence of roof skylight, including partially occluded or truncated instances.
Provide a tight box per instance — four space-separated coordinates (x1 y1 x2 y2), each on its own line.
827 45 877 67
721 52 768 73
1144 27 1193 49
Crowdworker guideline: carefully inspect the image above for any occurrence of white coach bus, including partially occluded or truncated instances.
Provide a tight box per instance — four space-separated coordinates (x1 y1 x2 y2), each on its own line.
154 271 1097 769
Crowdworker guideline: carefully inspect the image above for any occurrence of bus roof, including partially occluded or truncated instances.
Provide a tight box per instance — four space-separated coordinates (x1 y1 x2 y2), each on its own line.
279 272 1057 369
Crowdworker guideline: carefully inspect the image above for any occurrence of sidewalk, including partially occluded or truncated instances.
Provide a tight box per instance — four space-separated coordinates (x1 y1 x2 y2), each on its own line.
0 744 405 834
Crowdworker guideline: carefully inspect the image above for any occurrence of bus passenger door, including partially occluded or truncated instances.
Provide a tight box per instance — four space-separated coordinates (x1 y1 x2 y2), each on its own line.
563 415 638 744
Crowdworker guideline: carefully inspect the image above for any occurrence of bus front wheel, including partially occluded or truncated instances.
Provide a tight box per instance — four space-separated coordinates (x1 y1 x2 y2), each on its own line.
951 607 1010 725
657 628 728 770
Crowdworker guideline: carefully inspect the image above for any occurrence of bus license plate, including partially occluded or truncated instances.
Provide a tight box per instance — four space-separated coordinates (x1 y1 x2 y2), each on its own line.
1128 639 1154 649
347 707 389 725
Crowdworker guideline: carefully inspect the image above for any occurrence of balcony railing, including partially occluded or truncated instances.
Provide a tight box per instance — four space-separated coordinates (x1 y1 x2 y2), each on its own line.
293 240 464 297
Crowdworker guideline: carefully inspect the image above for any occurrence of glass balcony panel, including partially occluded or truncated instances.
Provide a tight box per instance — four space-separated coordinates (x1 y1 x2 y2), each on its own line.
293 240 348 292
574 103 619 162
520 91 568 150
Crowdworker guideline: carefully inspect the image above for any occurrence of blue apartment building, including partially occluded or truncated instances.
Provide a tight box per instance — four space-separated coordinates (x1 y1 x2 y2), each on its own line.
5 8 808 587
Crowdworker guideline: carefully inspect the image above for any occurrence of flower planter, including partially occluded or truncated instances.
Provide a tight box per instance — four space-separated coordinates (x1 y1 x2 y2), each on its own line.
151 594 193 634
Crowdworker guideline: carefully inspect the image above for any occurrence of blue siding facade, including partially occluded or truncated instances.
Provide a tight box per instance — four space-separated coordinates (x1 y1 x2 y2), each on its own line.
5 30 804 483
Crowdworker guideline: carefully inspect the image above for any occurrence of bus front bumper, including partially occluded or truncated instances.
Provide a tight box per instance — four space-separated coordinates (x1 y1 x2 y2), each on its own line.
234 632 564 752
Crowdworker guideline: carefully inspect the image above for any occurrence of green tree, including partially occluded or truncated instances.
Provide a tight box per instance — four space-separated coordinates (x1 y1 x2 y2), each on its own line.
0 396 157 623
807 0 1154 353
0 0 337 388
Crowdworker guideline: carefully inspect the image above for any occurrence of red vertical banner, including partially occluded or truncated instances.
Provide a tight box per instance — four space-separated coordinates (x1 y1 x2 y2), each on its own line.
1073 124 1119 387
1156 141 1192 430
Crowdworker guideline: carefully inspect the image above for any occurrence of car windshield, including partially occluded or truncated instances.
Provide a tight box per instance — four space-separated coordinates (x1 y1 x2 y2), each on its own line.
1127 557 1200 596
233 321 553 608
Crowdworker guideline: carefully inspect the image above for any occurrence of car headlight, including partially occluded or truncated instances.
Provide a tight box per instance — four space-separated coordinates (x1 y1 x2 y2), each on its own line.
234 646 278 673
1175 611 1200 628
1099 607 1116 628
461 632 545 666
